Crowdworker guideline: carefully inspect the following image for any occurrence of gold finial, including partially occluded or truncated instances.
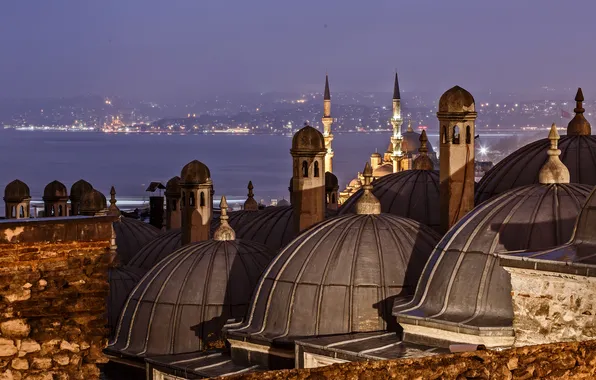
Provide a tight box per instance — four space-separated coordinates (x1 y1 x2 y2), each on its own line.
407 119 414 132
539 123 570 184
413 130 434 170
108 186 120 216
567 88 591 136
214 196 236 241
244 181 258 211
355 162 381 215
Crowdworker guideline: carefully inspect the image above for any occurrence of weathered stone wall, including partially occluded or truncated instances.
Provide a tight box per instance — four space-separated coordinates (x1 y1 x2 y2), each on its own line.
223 339 596 380
0 217 115 379
505 267 596 347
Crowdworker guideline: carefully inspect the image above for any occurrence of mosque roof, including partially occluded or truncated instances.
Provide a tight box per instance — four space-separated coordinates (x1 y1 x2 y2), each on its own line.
113 216 161 265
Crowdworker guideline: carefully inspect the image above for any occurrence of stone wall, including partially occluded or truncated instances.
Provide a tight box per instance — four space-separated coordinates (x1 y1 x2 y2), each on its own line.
0 216 115 379
505 267 596 347
222 339 596 380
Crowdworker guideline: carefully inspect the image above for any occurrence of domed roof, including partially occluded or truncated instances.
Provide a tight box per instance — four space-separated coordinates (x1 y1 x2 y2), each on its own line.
348 177 362 189
109 239 275 357
475 135 596 204
372 163 392 178
210 210 259 238
4 180 30 202
291 125 325 151
277 198 290 207
228 214 440 343
325 171 338 191
165 176 181 196
107 266 143 336
127 229 182 273
394 183 592 335
43 180 68 200
401 130 435 155
70 179 93 201
339 170 441 233
180 160 211 185
438 85 475 113
80 189 107 214
113 217 161 265
235 206 295 252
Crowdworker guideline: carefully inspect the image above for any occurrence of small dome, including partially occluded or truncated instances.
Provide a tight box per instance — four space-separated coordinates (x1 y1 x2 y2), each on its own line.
70 180 93 201
43 180 68 200
348 178 362 189
4 180 30 202
228 214 440 342
339 170 440 233
325 171 338 191
165 176 181 196
180 160 211 185
291 125 325 151
107 266 143 337
401 130 435 154
80 189 107 214
475 135 596 204
109 239 275 357
277 198 290 207
394 183 592 334
438 85 475 113
113 217 160 265
372 163 393 178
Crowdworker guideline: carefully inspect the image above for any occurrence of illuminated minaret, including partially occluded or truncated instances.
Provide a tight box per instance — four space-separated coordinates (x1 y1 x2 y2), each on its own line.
390 72 404 173
322 74 334 173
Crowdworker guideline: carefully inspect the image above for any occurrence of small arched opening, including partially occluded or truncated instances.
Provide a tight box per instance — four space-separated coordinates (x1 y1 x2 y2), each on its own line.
302 161 309 177
58 205 63 216
314 161 320 177
189 192 195 207
200 192 205 207
466 125 471 144
452 125 460 144
19 206 25 218
442 126 448 144
172 199 177 211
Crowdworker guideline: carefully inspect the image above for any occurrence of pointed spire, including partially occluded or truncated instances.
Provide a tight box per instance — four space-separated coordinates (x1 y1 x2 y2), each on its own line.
539 123 570 184
393 72 400 100
355 163 381 215
413 130 434 170
407 119 414 132
324 74 331 101
244 181 258 211
108 186 120 216
213 196 236 241
567 87 591 135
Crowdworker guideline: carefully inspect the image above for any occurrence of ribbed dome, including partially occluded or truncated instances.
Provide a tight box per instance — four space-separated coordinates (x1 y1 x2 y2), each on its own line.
4 180 30 202
394 183 591 335
228 214 440 343
80 189 107 214
109 239 275 357
180 160 211 184
339 170 440 233
235 206 295 252
372 163 392 178
70 179 93 201
210 210 258 236
113 217 160 265
438 85 475 113
43 180 67 200
291 125 325 151
476 135 596 204
127 229 182 273
107 266 143 336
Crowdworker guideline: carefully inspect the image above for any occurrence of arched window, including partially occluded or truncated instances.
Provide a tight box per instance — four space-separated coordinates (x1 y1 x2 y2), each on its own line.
50 206 55 217
189 192 195 207
452 125 460 144
58 205 63 216
331 194 336 203
302 161 309 177
200 192 205 207
19 206 25 218
11 206 15 218
172 199 177 211
466 125 471 144
442 126 448 144
181 192 186 206
314 161 320 177
326 194 330 203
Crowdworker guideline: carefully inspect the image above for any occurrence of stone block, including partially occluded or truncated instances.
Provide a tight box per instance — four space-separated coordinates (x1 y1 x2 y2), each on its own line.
10 358 27 370
0 339 17 357
52 353 69 366
59 341 79 353
0 320 30 339
30 358 51 370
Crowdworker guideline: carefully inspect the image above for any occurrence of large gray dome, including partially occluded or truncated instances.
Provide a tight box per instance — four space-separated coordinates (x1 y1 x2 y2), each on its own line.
113 217 160 265
394 183 592 341
107 266 143 337
339 170 440 233
227 214 440 343
108 239 275 357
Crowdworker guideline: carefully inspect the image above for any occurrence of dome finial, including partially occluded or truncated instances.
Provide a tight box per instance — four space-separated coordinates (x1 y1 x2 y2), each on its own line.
567 87 591 135
108 186 120 216
244 181 258 211
413 130 434 170
539 123 570 184
355 162 381 215
214 196 236 241
407 119 414 132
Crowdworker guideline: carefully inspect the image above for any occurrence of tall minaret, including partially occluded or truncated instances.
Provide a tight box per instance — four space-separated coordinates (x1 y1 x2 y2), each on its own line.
390 73 404 173
438 86 477 233
322 74 334 173
180 160 213 245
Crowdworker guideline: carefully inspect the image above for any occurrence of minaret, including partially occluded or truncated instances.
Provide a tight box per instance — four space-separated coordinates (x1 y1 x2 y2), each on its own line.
438 86 477 233
213 196 236 241
165 176 181 230
180 160 213 245
322 75 334 173
539 123 570 184
244 181 258 211
390 73 404 173
355 162 381 215
413 130 434 170
567 88 591 136
108 186 120 216
291 124 326 234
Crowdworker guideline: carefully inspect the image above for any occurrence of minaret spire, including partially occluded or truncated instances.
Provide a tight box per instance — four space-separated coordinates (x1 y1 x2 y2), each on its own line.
108 186 120 216
355 162 381 215
322 74 334 173
539 123 570 184
567 88 591 136
391 72 404 173
213 196 236 241
393 72 401 100
244 181 258 211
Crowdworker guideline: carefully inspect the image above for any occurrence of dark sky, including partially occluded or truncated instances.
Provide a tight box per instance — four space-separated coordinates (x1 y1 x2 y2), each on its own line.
0 0 593 100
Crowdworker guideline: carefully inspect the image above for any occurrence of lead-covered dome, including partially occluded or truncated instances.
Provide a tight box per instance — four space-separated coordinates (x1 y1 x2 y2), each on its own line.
235 206 295 252
339 170 440 233
107 266 143 337
291 125 324 151
227 213 440 343
165 176 181 197
80 189 107 214
43 180 68 200
180 160 211 184
439 85 475 113
113 217 160 265
70 179 93 201
394 183 592 342
108 239 275 357
4 180 30 202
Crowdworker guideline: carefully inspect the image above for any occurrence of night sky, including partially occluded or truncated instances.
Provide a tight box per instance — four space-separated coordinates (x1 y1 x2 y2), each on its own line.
0 0 592 100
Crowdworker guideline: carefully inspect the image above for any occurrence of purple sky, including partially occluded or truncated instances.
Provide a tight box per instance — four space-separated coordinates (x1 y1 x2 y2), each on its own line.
0 0 592 100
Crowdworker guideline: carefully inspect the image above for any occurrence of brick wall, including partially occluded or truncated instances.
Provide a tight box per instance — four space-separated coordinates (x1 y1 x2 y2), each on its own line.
0 216 115 379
